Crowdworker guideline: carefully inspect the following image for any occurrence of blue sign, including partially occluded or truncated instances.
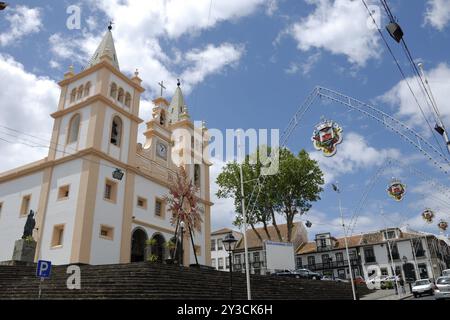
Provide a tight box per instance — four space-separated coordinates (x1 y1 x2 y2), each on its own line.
36 260 52 278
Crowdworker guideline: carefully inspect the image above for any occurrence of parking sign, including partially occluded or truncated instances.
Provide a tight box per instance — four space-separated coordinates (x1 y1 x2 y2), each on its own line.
36 260 52 278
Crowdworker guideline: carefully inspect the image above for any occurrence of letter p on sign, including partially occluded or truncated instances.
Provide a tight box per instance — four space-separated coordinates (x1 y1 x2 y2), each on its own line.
36 260 52 278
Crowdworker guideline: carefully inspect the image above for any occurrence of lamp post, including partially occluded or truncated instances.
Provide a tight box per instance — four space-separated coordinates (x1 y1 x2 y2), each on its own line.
180 221 185 266
0 2 8 11
223 232 238 300
112 168 124 181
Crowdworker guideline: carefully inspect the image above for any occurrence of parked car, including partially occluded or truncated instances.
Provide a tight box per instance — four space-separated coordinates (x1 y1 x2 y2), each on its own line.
293 269 322 280
442 269 450 277
367 275 390 289
353 276 366 285
434 276 450 300
321 276 348 283
412 279 435 298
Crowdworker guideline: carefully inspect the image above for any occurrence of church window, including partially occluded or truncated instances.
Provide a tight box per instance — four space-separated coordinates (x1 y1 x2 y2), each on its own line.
110 83 117 98
137 196 147 209
70 88 77 103
194 164 201 188
84 82 91 97
160 110 166 126
125 92 131 108
67 114 81 144
110 116 122 147
100 225 114 240
58 185 70 200
51 224 65 248
20 195 31 217
154 198 165 218
118 88 124 103
77 85 84 100
104 179 117 203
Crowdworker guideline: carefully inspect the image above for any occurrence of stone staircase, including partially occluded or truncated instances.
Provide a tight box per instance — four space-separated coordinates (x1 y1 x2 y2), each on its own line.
0 262 372 300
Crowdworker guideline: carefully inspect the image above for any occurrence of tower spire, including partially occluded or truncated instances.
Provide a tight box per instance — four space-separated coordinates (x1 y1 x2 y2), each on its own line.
84 23 120 71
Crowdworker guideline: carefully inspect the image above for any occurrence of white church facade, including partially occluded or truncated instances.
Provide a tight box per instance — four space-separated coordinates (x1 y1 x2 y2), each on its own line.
0 28 212 266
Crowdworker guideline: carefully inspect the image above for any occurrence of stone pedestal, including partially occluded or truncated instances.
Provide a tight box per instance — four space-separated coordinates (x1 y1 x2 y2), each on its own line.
12 239 36 263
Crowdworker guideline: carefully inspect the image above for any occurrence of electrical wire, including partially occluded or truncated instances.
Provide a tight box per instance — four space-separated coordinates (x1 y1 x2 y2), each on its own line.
361 0 446 156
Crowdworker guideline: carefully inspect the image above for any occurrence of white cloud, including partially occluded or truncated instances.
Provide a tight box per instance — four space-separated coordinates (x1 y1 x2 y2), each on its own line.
0 6 43 47
49 0 261 96
287 0 381 66
0 54 59 172
285 52 321 75
424 0 450 31
381 63 450 130
310 132 401 184
209 157 237 231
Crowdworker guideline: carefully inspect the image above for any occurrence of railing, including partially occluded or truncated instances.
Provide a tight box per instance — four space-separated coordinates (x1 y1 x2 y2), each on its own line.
305 259 360 271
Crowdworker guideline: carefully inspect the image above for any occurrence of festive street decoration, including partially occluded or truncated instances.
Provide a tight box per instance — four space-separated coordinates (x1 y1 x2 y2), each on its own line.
311 119 343 157
387 178 406 201
438 220 448 232
421 209 435 223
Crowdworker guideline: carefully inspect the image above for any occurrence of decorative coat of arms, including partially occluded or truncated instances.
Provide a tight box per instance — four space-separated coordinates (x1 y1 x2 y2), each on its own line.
438 220 448 232
305 220 312 228
311 119 343 157
421 209 435 224
387 178 406 201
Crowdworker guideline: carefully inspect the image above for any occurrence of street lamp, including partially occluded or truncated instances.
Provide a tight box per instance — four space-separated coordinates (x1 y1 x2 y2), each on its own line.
112 168 124 181
179 221 185 266
223 232 238 299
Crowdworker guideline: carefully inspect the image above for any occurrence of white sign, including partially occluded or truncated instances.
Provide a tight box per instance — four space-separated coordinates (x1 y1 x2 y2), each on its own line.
264 240 295 271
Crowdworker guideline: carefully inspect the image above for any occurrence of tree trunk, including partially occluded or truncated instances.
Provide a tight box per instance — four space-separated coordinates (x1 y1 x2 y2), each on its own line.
250 223 263 242
285 208 295 242
262 221 271 240
271 210 283 242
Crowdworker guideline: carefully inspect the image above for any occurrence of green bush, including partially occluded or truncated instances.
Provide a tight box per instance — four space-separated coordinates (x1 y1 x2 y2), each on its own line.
385 281 394 289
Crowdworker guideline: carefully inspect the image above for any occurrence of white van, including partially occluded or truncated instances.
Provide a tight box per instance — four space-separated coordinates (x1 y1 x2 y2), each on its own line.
443 269 450 277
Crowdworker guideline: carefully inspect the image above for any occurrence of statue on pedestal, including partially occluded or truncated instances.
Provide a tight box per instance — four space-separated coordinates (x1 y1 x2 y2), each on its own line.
22 210 36 240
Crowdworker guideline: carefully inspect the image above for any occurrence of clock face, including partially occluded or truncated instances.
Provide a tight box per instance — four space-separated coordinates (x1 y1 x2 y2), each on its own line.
156 142 167 159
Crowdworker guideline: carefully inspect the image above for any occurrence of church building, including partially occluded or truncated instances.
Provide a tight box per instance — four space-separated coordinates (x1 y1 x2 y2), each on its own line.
0 27 212 266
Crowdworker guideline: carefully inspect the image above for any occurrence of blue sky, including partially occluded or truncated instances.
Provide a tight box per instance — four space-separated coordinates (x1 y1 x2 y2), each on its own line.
1 0 450 240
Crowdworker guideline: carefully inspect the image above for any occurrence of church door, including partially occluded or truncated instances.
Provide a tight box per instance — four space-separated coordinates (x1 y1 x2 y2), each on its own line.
131 229 148 262
151 234 166 263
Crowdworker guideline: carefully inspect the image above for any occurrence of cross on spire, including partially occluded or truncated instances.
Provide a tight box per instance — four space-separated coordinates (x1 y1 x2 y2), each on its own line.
108 21 114 30
158 81 166 97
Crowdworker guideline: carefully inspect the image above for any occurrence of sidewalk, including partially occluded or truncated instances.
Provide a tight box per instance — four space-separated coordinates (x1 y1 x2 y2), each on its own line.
361 289 413 300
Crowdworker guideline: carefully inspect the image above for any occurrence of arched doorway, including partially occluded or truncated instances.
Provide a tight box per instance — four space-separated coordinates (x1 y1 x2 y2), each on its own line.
131 228 148 262
151 233 166 263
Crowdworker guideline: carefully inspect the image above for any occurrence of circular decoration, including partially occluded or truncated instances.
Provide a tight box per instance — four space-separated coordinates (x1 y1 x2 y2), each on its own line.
438 220 448 232
421 209 435 224
387 178 406 201
311 119 343 157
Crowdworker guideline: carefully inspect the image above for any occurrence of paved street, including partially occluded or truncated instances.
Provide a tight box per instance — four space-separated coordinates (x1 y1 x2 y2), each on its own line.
406 294 435 300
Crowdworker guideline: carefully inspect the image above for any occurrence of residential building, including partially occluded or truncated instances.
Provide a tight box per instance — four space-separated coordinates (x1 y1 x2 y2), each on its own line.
210 228 242 271
297 227 450 281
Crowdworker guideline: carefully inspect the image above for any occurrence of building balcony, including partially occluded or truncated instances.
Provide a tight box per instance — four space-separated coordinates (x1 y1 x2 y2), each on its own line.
305 259 360 271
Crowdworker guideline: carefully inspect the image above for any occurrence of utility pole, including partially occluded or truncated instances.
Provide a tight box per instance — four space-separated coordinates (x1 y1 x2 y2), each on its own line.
237 130 251 300
381 210 401 297
333 183 356 300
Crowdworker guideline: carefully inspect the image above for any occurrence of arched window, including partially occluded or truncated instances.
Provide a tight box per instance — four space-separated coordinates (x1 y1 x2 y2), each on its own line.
118 88 124 103
67 114 81 144
84 82 91 97
194 164 201 188
77 85 84 100
70 88 77 103
160 110 166 126
125 92 132 108
110 116 123 147
110 83 117 99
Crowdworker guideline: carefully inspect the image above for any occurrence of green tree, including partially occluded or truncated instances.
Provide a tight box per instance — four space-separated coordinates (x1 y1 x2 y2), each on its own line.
216 147 324 242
